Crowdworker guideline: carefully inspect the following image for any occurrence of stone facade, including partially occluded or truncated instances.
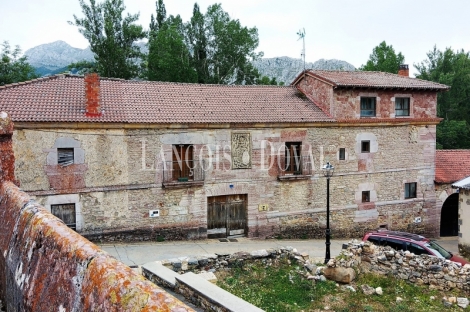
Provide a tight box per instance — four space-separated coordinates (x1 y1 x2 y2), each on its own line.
458 189 470 257
14 122 438 241
6 71 445 241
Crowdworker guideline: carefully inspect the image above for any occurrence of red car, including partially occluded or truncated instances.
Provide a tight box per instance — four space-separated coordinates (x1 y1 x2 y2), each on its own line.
362 230 469 265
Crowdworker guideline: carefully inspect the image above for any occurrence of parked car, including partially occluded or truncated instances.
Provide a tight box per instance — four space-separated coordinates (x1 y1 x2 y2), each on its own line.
362 230 469 265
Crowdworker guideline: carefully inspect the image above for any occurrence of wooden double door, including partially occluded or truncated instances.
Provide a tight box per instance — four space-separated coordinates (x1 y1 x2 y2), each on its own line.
207 195 247 238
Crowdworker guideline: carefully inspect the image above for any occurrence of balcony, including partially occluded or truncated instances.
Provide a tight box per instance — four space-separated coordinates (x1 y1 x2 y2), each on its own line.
277 155 312 181
162 160 205 189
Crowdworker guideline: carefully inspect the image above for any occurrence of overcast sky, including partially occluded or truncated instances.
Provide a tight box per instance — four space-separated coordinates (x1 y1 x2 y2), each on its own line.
1 0 469 74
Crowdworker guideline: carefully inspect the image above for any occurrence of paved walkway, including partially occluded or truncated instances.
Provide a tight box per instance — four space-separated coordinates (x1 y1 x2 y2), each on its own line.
97 237 353 266
95 237 458 266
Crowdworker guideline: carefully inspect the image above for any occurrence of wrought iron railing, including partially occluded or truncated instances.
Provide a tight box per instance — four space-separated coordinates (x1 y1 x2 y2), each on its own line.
278 155 312 176
163 159 205 183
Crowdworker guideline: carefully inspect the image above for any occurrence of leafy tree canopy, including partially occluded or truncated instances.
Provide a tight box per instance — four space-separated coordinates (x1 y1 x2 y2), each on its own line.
415 46 470 149
0 41 38 86
147 17 197 82
257 76 285 86
69 0 146 79
360 41 405 73
185 3 263 84
67 60 98 75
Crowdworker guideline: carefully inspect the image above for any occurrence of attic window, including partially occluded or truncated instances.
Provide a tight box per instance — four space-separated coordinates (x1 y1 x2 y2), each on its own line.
58 148 74 166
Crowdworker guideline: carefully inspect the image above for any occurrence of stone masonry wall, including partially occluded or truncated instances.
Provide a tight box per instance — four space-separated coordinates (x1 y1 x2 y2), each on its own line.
295 75 438 120
337 242 470 293
15 122 437 241
0 114 193 311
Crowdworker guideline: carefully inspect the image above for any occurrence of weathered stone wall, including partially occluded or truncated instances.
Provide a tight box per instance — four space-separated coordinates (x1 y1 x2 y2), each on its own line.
459 189 470 258
295 75 438 120
15 122 437 241
337 242 470 293
0 114 193 311
295 75 333 115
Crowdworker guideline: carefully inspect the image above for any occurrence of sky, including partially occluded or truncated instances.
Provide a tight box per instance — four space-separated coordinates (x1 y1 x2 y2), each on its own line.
1 0 470 74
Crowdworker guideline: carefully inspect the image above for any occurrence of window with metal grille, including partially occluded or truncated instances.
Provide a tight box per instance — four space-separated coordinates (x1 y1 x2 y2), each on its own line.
284 142 302 174
51 203 76 230
58 148 74 166
395 98 410 116
362 191 370 203
405 182 417 199
360 97 376 117
361 141 370 153
339 148 345 160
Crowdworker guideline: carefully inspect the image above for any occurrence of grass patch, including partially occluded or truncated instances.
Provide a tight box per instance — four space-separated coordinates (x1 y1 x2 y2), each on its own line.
216 260 468 312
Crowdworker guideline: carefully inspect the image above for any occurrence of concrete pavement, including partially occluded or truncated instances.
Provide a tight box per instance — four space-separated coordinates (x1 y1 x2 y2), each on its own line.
97 238 351 266
96 236 460 267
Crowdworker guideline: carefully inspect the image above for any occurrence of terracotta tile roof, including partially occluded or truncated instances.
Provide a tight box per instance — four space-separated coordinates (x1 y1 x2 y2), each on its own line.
435 150 470 183
299 70 450 91
0 74 333 124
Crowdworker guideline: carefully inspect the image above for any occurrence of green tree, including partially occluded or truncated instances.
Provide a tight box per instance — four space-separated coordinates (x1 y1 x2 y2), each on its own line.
257 76 284 85
415 46 470 149
0 41 38 86
69 0 146 79
360 41 405 73
147 21 197 82
146 0 196 82
67 60 98 75
149 0 166 33
185 3 262 84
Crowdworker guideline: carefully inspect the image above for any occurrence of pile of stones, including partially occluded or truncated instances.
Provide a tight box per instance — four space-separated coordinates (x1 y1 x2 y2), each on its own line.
334 240 470 292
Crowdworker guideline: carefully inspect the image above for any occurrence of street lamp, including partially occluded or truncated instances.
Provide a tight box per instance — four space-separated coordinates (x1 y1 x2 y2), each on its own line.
322 161 334 264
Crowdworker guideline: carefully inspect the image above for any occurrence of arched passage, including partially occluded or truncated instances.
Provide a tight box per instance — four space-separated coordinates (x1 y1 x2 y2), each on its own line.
440 192 459 236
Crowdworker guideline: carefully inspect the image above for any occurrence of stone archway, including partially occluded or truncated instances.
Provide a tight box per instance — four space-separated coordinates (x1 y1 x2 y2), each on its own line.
440 193 459 236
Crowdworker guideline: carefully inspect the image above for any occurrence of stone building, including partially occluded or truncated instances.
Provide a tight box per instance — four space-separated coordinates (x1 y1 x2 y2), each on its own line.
451 176 470 257
435 150 470 237
0 69 448 241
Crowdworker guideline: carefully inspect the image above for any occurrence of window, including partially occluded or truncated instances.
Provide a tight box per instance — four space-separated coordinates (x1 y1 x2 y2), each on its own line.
172 144 194 181
362 191 370 203
284 142 302 174
58 148 74 166
51 204 76 230
339 148 346 160
360 97 376 117
405 182 417 199
383 238 405 251
407 243 427 256
361 141 370 153
395 98 410 116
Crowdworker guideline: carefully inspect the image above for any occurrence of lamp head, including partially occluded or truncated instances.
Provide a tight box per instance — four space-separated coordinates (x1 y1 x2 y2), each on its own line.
322 162 335 177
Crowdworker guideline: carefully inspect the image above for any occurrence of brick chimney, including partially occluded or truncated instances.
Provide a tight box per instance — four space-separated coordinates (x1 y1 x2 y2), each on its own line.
84 73 102 117
0 112 18 185
398 64 409 77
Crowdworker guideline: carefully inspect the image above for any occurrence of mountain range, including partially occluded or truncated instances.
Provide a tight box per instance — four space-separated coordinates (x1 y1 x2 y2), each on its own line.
24 40 356 83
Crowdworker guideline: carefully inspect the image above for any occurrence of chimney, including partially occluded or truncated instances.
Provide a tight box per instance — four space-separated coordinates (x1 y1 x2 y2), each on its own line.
0 112 18 186
84 73 102 117
398 64 409 77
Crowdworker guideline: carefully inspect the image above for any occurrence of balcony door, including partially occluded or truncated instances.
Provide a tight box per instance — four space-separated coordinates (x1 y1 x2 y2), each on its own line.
172 144 194 181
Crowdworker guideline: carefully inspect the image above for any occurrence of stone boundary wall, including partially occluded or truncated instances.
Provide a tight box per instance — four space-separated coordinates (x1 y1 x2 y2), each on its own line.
336 242 470 292
0 113 193 311
0 182 194 311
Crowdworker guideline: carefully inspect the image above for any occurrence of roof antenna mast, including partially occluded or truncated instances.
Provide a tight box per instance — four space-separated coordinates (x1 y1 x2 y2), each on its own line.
297 28 306 73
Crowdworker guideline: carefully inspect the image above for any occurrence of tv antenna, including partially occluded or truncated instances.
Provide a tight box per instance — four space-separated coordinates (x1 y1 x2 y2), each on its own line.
297 28 306 72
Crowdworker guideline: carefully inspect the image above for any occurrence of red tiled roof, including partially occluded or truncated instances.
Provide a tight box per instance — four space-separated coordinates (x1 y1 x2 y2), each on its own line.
296 70 449 91
435 150 470 183
0 75 333 124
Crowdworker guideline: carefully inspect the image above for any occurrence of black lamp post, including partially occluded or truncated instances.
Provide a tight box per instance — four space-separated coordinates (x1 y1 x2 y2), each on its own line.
322 161 334 264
